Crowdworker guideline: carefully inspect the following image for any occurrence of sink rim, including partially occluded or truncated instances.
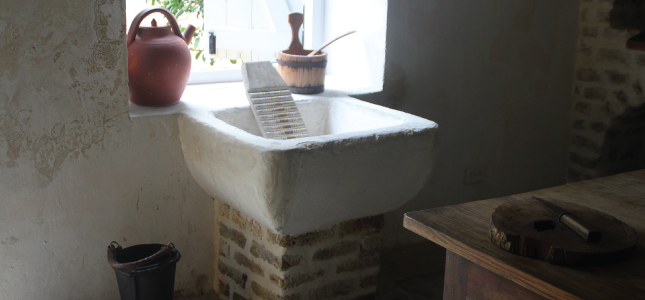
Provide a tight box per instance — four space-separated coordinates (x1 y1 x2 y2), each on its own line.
191 97 437 150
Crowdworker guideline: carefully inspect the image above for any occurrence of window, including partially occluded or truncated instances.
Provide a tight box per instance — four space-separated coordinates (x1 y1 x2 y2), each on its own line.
193 0 305 83
125 0 387 94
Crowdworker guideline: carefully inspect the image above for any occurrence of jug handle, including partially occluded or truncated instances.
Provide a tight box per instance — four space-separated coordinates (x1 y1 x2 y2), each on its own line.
127 7 184 47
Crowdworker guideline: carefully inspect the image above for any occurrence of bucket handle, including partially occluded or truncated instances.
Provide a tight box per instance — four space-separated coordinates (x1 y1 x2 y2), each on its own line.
107 241 174 270
127 7 184 47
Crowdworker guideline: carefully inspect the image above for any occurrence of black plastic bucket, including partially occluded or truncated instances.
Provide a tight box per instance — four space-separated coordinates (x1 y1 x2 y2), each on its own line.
108 242 181 300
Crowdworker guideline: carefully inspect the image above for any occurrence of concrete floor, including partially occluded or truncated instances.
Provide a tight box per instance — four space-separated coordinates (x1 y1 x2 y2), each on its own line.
179 242 446 300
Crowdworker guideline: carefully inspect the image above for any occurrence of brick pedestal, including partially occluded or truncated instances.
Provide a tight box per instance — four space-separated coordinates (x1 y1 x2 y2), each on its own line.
214 200 382 300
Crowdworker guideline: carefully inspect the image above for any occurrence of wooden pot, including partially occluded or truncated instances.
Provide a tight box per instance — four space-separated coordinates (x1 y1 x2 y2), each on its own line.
277 50 327 94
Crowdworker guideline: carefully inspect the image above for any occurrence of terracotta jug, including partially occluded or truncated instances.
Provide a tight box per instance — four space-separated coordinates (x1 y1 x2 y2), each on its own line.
127 7 196 106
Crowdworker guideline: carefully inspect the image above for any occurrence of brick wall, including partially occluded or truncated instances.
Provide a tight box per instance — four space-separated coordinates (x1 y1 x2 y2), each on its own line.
569 0 645 181
214 200 383 300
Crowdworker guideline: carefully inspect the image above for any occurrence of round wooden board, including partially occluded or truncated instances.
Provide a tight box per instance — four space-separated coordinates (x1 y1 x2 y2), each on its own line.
490 198 638 265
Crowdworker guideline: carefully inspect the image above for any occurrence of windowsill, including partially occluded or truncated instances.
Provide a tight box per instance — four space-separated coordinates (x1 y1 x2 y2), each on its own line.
128 74 381 119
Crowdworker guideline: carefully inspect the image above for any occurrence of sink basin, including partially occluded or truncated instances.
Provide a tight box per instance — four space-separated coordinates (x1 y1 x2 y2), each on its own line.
178 93 438 235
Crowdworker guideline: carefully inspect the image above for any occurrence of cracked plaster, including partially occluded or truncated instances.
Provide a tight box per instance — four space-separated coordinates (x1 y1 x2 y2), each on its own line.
0 0 128 183
0 0 213 298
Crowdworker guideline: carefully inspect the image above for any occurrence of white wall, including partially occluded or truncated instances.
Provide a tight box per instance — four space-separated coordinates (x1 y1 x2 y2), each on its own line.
0 0 213 298
360 0 580 246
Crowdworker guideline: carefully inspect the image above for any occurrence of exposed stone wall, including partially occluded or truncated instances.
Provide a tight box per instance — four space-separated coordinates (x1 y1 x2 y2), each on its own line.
214 200 382 300
569 0 645 181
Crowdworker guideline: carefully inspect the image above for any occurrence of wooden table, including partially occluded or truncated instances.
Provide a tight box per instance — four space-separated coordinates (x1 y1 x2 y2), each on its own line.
404 170 645 300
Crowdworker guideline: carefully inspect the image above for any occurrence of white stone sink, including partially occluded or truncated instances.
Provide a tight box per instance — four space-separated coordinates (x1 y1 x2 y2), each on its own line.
178 91 438 235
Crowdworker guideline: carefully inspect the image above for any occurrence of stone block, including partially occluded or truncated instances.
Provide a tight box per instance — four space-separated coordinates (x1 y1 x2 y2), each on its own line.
266 228 335 248
219 238 231 258
569 152 599 168
603 27 627 40
235 252 264 276
605 70 628 84
361 233 382 251
250 240 280 266
281 254 303 271
336 254 380 274
597 8 612 23
573 119 586 130
359 274 378 288
581 26 599 37
634 81 644 97
584 87 608 101
218 279 231 298
269 270 326 290
603 101 616 117
218 260 248 289
572 134 590 148
574 102 590 113
312 241 360 261
580 7 588 22
339 215 385 237
591 122 607 133
231 208 244 227
233 292 249 300
579 42 593 56
598 48 629 65
219 201 231 220
577 68 601 82
220 222 248 249
614 91 629 105
250 240 302 271
359 248 380 259
638 55 645 67
232 208 264 239
251 281 283 300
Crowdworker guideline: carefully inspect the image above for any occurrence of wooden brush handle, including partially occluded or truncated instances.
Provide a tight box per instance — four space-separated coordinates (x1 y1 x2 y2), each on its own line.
287 13 304 55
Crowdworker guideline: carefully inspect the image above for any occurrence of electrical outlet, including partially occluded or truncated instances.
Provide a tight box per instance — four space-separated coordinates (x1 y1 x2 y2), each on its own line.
464 166 487 184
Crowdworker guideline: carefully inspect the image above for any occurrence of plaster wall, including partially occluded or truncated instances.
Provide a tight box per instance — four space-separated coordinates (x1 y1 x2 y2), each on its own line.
0 0 213 298
362 0 580 246
0 0 581 297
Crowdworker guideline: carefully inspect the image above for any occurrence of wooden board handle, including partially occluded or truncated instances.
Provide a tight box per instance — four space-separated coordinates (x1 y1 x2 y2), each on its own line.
560 214 602 243
533 197 602 243
287 13 304 54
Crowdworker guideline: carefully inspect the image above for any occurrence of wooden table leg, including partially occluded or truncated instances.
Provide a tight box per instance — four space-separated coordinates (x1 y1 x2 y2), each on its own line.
443 250 468 300
442 250 547 300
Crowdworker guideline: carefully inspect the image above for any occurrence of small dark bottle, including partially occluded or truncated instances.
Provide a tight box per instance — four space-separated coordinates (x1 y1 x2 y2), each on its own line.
209 31 216 54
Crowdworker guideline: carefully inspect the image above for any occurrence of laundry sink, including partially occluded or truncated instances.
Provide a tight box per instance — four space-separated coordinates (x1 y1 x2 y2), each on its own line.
178 91 438 235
